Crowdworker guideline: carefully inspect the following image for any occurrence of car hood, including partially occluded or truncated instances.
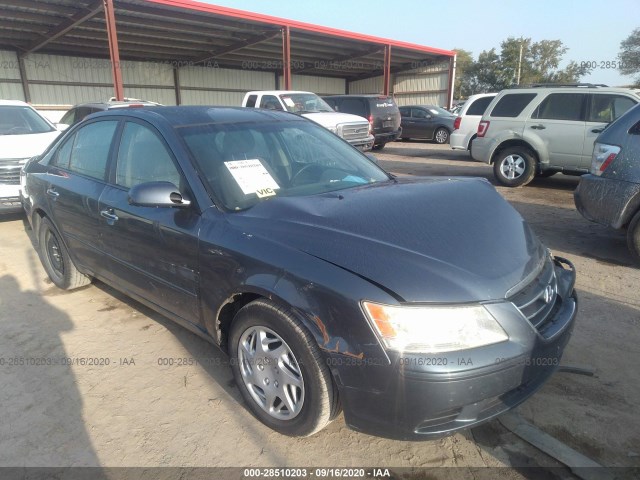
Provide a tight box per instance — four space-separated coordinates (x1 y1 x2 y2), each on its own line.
301 111 369 127
229 177 546 303
0 131 60 159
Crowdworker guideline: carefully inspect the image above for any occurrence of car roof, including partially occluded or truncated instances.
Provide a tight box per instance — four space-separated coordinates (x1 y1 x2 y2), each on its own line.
85 105 305 126
501 86 639 96
323 94 393 98
246 90 312 95
0 100 32 107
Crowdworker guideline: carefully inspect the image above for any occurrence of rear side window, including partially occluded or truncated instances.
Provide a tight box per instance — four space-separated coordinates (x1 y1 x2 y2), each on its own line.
533 93 585 121
588 94 637 123
399 107 410 117
245 95 257 108
337 98 367 117
490 93 537 117
466 96 494 116
68 121 118 180
58 108 76 126
412 108 429 119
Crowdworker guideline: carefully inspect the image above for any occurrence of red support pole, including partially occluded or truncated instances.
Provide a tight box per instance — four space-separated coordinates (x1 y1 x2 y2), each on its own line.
282 26 291 90
383 44 391 96
104 0 124 101
447 54 456 110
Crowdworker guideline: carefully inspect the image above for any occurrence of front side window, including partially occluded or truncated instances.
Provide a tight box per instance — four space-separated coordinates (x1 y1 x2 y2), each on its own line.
278 93 334 113
178 117 390 211
259 95 284 111
67 121 118 180
115 122 181 189
533 93 585 121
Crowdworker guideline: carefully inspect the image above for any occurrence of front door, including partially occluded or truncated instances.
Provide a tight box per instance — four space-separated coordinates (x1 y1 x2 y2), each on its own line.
98 120 201 325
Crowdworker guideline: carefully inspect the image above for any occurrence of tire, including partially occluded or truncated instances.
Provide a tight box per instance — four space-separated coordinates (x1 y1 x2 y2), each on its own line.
626 210 640 265
228 299 338 436
433 127 449 144
372 143 385 151
492 146 536 187
37 217 91 290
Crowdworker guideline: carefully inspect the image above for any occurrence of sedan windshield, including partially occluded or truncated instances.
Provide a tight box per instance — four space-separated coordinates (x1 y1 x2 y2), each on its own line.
279 93 335 113
0 106 55 135
178 118 390 211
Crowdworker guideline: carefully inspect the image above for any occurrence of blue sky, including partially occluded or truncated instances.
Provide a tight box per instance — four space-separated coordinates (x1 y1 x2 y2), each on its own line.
205 0 639 86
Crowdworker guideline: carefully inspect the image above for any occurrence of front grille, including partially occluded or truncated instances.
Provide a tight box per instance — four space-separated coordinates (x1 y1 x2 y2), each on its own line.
0 159 23 185
508 257 558 331
338 122 370 141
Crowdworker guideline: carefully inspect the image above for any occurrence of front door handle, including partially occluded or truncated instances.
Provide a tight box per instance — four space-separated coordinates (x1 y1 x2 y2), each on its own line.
530 124 546 130
46 187 59 198
591 127 605 134
100 208 119 223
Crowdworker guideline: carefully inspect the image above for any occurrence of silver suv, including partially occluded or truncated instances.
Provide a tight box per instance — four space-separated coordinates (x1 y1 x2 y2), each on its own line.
471 84 640 186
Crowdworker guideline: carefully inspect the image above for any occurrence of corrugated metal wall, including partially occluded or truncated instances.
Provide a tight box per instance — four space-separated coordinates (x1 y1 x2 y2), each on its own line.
0 50 25 101
278 75 345 95
180 66 274 106
1 49 449 109
347 62 450 107
392 62 450 107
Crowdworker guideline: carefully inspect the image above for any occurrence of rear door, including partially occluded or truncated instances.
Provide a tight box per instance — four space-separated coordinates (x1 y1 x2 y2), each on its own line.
44 119 118 275
582 93 638 168
98 119 201 325
525 92 587 169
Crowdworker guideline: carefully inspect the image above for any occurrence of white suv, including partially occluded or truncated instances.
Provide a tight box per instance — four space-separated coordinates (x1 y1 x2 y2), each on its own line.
471 84 640 186
450 93 497 153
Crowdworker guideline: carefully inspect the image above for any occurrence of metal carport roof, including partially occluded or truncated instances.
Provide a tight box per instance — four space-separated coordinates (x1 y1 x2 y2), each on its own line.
0 0 455 101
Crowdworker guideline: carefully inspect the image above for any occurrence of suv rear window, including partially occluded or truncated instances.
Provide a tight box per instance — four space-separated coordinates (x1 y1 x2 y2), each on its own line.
490 93 537 118
466 96 494 116
369 97 397 115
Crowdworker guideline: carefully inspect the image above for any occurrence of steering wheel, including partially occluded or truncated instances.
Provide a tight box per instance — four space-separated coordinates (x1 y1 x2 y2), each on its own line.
290 164 324 186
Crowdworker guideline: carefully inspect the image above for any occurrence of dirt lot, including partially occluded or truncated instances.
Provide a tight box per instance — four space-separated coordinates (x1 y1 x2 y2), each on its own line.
1 141 638 478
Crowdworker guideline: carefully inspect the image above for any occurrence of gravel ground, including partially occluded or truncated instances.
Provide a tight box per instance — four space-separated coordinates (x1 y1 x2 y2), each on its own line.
0 141 638 479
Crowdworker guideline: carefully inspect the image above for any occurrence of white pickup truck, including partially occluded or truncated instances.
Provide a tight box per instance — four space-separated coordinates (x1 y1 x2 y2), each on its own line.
242 90 374 151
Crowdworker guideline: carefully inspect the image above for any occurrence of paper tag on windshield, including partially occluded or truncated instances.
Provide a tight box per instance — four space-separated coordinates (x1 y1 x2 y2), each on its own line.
282 97 295 107
224 159 279 197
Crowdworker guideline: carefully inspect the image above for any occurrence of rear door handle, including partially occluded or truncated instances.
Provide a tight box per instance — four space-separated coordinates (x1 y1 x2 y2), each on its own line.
46 187 59 199
530 124 546 130
100 208 119 223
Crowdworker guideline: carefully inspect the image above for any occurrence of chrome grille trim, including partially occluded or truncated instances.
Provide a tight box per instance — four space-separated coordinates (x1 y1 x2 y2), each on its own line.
508 257 558 330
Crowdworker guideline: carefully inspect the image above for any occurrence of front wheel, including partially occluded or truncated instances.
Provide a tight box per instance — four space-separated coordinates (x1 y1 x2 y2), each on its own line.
228 299 339 436
434 127 449 144
37 217 91 290
493 147 536 187
372 143 385 151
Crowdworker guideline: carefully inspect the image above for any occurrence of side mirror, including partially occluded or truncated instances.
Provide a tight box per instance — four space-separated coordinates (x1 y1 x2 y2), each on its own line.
365 152 379 164
128 181 191 208
425 114 433 120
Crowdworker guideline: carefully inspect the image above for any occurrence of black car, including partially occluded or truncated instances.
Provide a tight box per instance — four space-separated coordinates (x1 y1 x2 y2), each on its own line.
322 95 401 150
399 105 456 144
22 106 577 440
574 103 640 263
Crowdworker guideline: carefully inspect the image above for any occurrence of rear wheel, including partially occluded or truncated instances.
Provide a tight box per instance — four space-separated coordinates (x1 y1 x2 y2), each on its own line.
627 210 640 264
434 127 449 144
493 146 536 187
37 217 91 290
228 299 338 436
372 143 385 151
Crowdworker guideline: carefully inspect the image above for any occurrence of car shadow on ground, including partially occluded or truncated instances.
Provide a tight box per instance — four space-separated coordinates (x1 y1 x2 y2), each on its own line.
0 273 101 468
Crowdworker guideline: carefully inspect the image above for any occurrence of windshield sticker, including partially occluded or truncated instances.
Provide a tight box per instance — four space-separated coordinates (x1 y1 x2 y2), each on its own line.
282 97 295 107
224 159 280 197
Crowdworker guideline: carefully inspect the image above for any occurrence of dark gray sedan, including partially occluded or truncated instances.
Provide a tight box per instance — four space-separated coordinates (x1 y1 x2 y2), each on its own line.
399 105 456 144
22 106 577 440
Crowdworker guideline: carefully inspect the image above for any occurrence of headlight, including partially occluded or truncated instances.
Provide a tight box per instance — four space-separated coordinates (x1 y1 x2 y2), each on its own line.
362 301 508 353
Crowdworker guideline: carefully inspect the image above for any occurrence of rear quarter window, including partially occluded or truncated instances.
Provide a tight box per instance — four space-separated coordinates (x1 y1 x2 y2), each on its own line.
466 96 494 116
490 93 537 118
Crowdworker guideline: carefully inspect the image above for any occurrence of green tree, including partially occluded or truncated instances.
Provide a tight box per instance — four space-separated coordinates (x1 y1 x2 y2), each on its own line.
452 48 474 99
618 28 640 86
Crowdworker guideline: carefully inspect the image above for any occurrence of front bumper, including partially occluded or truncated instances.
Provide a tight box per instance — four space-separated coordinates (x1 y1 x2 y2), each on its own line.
0 184 23 214
332 258 577 440
347 134 376 152
574 174 640 230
